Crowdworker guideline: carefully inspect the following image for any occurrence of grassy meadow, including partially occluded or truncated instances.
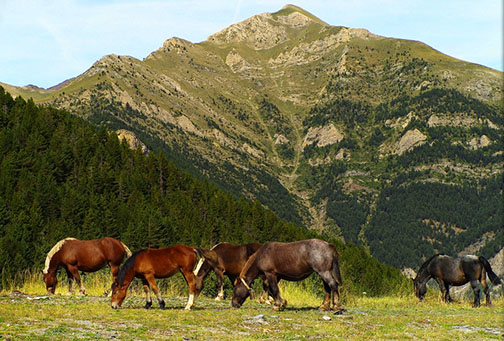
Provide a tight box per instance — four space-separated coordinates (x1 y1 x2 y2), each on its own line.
0 271 502 339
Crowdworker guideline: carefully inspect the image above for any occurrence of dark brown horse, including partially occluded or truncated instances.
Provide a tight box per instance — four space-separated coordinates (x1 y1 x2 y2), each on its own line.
232 239 342 311
42 237 132 295
413 254 502 307
111 245 202 310
193 242 263 300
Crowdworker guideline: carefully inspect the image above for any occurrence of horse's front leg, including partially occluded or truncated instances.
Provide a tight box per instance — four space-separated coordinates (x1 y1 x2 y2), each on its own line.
443 282 453 302
141 277 152 309
144 273 164 309
66 269 75 295
257 274 273 304
105 262 120 297
435 278 449 303
68 266 86 295
265 272 285 311
470 280 481 307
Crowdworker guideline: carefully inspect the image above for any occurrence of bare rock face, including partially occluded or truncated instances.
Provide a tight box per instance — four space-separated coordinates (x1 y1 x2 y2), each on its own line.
468 135 491 150
116 129 148 154
303 124 344 149
393 129 427 155
225 49 261 73
208 14 288 50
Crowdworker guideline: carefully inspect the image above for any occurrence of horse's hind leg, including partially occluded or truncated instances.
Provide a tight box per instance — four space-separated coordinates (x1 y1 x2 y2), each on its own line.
214 269 224 300
480 269 491 306
180 267 197 310
319 281 331 311
470 280 481 307
319 271 340 310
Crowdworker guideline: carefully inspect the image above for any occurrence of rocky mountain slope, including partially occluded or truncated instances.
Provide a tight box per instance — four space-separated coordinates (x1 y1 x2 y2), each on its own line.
3 5 502 268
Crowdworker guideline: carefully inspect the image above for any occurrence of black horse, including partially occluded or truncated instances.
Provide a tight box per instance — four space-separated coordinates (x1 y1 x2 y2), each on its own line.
413 254 502 307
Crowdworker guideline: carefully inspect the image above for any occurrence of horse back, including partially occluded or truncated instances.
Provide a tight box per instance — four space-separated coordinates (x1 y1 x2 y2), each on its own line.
257 241 315 279
137 245 197 278
59 239 108 272
257 239 337 278
431 255 482 285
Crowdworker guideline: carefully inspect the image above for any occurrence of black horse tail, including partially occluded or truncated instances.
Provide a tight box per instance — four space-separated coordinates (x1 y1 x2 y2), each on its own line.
479 256 502 285
330 244 342 285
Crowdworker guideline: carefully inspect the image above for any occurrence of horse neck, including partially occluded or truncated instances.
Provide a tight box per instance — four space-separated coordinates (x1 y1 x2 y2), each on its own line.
120 268 136 287
240 251 260 285
116 255 139 287
45 251 62 275
416 260 433 285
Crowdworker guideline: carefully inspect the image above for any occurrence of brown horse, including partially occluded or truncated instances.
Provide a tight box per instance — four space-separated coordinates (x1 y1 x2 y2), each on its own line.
232 239 342 311
193 242 263 300
42 237 132 295
111 245 203 310
413 254 502 307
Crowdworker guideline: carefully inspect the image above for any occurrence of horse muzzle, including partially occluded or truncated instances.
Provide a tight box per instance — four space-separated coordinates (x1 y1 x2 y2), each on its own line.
111 302 120 309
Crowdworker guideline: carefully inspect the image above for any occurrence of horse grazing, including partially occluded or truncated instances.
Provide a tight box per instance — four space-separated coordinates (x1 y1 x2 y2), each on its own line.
42 237 132 295
111 245 203 310
413 254 502 307
193 242 263 300
232 239 342 311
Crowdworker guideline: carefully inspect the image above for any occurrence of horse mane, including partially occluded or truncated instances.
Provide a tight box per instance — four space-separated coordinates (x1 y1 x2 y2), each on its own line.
238 249 260 280
211 242 223 250
416 254 444 279
116 249 144 286
43 238 78 274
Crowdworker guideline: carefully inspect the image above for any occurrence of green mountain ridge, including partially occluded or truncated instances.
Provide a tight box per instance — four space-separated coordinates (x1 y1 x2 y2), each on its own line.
3 5 502 268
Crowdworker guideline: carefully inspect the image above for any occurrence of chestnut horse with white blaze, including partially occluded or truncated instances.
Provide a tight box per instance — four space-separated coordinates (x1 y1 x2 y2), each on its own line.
111 245 206 310
232 239 342 311
41 237 132 295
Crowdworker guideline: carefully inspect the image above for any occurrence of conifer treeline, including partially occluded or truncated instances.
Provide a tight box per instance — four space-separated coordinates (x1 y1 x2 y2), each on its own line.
0 87 407 294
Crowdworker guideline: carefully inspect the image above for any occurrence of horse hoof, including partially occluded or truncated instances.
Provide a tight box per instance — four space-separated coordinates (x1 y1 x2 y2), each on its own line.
214 296 223 301
159 301 166 310
319 305 330 312
144 301 152 309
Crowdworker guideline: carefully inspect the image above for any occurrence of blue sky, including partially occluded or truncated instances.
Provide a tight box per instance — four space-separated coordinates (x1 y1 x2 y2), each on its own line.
1 0 502 89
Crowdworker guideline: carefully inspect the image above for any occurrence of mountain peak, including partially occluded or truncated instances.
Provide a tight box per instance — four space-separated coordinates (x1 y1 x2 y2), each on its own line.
274 4 328 26
206 5 327 50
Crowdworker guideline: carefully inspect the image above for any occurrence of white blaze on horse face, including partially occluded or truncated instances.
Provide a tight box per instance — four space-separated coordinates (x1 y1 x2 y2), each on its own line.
184 294 195 310
193 258 204 276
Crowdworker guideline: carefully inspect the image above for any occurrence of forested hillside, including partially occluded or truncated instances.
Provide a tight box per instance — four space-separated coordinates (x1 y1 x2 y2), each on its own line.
0 87 407 295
